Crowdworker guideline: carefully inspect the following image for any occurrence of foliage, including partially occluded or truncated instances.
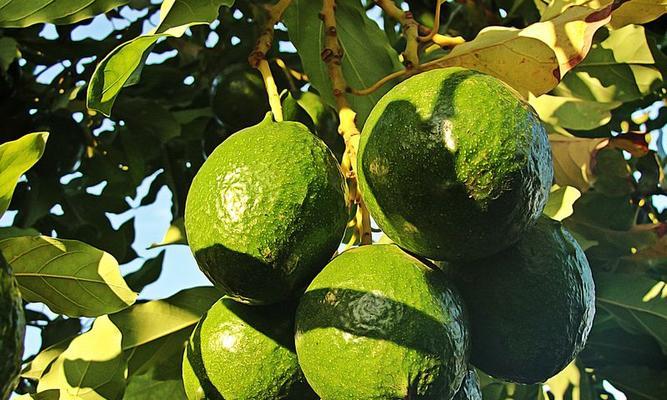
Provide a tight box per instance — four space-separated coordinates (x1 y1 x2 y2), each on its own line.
0 0 665 398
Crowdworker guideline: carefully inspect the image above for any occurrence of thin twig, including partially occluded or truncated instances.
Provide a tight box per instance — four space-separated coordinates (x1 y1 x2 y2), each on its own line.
321 0 372 245
349 69 409 96
418 0 445 42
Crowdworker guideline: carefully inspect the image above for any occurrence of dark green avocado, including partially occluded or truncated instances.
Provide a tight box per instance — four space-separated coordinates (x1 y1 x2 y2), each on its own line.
295 244 469 400
445 216 595 384
357 67 553 261
452 368 482 400
182 298 317 399
184 115 348 304
1 253 25 400
210 63 270 131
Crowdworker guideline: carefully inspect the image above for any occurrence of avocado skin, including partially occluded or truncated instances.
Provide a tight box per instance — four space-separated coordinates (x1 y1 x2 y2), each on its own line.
295 244 469 400
358 67 553 261
452 369 482 400
1 254 25 400
446 217 595 384
185 116 348 305
182 298 316 400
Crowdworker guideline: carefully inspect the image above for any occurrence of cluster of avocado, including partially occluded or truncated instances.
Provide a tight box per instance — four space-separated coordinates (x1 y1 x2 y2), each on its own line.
183 67 595 399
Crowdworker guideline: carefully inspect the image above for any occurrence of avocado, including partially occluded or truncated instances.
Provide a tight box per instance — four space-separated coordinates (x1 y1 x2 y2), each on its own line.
1 254 25 399
210 64 271 131
445 217 595 383
295 244 469 400
184 115 348 304
357 67 553 261
452 368 482 400
182 298 316 399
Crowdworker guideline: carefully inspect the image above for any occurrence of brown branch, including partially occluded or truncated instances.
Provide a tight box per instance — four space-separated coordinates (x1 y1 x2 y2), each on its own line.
248 0 293 68
374 0 419 69
348 69 409 96
321 0 372 245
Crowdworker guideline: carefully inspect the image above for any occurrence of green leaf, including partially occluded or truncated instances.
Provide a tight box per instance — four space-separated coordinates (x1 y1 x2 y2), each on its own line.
87 0 234 116
0 0 129 27
544 185 582 221
283 0 402 125
0 132 49 217
124 251 165 293
0 236 137 317
123 375 186 400
595 272 667 352
530 93 621 131
21 338 74 381
553 25 663 104
114 98 182 142
108 286 219 350
0 226 40 240
38 316 127 400
596 366 667 400
0 36 19 71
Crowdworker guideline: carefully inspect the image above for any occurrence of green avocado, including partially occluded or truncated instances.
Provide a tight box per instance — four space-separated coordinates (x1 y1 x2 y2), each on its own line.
452 369 482 400
295 244 469 400
357 67 553 261
1 254 25 399
210 64 270 131
185 115 348 304
182 298 317 400
445 217 595 383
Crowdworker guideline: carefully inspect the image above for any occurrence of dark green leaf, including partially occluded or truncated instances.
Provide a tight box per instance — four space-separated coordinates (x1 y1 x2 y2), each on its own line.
124 251 165 293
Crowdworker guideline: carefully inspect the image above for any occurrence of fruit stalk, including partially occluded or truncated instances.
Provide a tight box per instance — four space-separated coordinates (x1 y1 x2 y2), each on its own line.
248 0 293 121
321 0 372 245
374 0 419 68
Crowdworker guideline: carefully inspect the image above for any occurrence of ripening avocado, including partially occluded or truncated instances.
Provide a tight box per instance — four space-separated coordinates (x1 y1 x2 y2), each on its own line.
1 254 25 399
185 115 348 304
444 217 595 383
295 244 469 400
357 67 553 261
182 298 317 399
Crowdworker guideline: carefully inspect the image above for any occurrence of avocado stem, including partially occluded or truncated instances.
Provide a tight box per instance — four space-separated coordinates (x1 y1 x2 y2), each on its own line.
247 0 293 122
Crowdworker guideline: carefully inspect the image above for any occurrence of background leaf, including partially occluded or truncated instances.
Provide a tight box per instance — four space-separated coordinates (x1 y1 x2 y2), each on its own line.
0 236 137 317
0 0 130 27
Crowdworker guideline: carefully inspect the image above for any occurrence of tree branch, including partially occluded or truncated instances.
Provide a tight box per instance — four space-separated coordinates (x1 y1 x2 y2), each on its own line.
321 0 372 245
248 0 293 121
374 0 420 68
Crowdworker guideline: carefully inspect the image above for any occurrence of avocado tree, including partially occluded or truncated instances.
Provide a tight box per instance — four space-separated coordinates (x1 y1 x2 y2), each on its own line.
0 0 666 398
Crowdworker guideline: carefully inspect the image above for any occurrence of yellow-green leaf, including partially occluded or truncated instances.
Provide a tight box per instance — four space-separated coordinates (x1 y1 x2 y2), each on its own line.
0 132 48 217
530 93 621 130
0 236 137 317
549 133 609 192
544 185 582 221
609 0 667 28
21 338 73 380
423 4 612 96
38 316 126 400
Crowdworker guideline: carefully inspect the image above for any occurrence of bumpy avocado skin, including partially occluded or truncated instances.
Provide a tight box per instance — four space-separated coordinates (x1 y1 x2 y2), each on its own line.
1 254 25 400
452 369 482 400
185 116 348 304
182 298 317 400
446 217 595 384
295 244 469 400
358 67 553 261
